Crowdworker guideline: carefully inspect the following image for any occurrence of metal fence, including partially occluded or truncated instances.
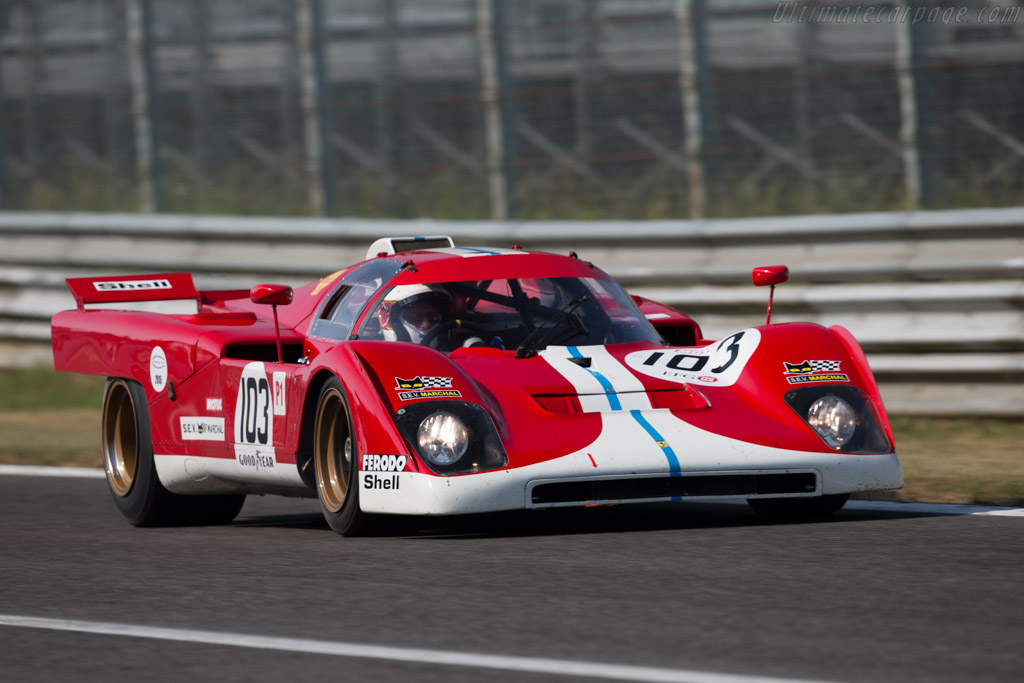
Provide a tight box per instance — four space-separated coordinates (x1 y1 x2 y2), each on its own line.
0 0 1022 220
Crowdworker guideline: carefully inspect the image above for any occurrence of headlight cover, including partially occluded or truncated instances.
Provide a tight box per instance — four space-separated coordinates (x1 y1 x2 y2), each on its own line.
417 412 469 465
785 385 891 454
806 395 856 449
396 401 508 475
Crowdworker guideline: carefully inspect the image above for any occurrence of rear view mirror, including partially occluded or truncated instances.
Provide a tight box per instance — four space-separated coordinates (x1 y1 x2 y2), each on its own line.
249 284 293 363
250 284 293 307
751 266 789 325
751 265 789 288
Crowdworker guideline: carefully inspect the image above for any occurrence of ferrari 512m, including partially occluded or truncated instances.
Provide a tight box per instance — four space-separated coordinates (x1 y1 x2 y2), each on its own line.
51 236 902 535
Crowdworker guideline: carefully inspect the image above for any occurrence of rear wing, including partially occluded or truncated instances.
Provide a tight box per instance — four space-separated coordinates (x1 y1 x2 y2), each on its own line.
65 273 199 312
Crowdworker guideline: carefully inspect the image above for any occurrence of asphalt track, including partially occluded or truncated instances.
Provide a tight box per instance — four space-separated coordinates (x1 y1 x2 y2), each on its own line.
1 470 1021 683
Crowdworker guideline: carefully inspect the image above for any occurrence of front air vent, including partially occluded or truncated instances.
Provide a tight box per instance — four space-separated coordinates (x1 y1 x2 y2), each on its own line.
530 472 817 506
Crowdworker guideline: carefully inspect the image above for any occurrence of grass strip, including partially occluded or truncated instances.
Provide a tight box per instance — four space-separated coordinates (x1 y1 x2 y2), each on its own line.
2 368 1021 505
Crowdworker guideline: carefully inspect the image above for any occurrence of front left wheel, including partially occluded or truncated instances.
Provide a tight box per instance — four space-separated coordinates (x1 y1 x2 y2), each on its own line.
102 377 245 527
313 377 375 536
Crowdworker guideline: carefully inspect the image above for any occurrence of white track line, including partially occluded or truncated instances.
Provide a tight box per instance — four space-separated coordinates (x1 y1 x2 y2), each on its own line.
0 614 834 683
0 464 1021 517
845 500 1024 517
710 498 1024 518
0 464 105 478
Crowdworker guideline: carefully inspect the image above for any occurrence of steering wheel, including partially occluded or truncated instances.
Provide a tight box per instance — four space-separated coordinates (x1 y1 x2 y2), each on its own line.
420 319 489 349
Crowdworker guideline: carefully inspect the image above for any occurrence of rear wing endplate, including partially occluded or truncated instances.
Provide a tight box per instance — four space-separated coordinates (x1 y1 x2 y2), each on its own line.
65 273 199 311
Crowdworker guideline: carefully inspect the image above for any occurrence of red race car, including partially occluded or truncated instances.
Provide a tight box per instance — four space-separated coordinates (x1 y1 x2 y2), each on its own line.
51 237 902 535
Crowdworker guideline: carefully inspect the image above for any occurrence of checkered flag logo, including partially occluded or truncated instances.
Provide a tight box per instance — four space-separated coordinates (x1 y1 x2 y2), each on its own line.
419 376 453 388
810 360 841 372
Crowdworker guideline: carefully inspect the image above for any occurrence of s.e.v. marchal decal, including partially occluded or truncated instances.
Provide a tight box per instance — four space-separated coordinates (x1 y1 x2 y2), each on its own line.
180 417 225 441
783 359 849 384
394 376 461 401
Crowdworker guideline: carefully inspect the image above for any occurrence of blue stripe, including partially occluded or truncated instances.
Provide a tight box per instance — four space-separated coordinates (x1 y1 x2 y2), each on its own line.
630 409 682 482
565 347 681 494
457 247 501 255
568 346 622 411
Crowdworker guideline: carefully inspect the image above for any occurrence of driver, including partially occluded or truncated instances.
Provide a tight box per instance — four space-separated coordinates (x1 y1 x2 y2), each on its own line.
378 284 450 346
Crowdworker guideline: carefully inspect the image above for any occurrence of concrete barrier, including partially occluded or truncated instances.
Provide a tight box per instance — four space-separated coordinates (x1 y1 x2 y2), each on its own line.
1 208 1021 416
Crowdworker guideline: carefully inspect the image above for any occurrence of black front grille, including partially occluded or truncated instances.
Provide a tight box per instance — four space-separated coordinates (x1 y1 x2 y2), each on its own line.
531 473 816 505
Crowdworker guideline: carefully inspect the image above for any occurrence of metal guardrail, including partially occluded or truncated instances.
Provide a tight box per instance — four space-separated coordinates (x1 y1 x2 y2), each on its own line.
1 208 1022 416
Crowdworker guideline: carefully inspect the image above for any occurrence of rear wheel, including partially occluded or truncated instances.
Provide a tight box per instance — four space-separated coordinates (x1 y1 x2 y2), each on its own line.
102 378 245 526
314 377 374 536
747 494 850 521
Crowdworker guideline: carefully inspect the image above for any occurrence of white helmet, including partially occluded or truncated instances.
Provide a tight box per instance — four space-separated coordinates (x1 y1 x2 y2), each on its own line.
378 284 450 344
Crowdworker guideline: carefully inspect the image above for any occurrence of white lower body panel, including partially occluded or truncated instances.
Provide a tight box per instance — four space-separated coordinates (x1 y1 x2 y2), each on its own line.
154 452 310 497
359 409 904 515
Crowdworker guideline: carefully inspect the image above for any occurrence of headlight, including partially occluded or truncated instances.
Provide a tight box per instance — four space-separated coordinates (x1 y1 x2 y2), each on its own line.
417 412 469 465
395 400 508 474
807 394 856 450
785 386 891 454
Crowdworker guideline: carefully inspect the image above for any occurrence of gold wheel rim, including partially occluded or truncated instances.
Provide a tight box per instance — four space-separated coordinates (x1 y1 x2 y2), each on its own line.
102 380 138 496
315 387 352 513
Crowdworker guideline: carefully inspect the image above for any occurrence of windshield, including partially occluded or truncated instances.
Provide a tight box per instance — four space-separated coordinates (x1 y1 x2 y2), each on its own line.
356 276 661 352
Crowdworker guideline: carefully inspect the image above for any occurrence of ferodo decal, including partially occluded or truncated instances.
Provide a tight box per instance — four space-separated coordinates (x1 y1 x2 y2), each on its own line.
234 362 277 472
783 359 849 384
180 417 225 441
362 453 405 491
150 346 167 392
362 454 408 472
394 376 461 401
625 329 761 388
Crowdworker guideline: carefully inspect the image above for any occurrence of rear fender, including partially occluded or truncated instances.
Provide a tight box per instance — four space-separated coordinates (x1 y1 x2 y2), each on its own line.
51 309 197 404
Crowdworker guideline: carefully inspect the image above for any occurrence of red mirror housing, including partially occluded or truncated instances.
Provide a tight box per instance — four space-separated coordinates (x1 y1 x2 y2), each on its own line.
752 265 789 288
250 284 293 307
249 284 293 364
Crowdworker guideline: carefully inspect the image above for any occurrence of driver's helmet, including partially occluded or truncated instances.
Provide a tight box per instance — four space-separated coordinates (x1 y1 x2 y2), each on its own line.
378 284 450 344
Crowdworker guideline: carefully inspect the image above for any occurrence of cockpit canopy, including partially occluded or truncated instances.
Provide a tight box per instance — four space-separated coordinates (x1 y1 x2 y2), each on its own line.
311 258 661 353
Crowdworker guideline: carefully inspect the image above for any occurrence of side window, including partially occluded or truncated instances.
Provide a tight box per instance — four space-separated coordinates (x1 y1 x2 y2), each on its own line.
309 260 404 340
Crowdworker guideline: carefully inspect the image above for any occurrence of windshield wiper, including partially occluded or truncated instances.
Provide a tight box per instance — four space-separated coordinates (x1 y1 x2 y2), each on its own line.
514 295 591 359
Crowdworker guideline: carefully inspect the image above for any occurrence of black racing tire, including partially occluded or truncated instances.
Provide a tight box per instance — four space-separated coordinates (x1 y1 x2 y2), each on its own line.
313 376 375 536
747 494 850 521
102 378 245 527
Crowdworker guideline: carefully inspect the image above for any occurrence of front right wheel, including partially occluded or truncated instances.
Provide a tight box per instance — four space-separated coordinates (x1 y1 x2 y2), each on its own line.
313 377 374 536
747 494 850 521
